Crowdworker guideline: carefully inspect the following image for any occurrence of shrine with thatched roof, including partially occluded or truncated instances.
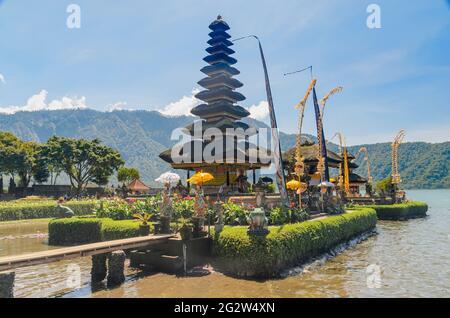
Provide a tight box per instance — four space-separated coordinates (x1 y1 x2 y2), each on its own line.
127 179 150 194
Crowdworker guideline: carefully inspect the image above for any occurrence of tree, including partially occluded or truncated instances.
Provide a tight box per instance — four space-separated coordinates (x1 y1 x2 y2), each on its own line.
0 131 22 177
0 132 16 194
41 137 67 185
48 136 124 194
376 177 393 195
0 132 49 187
15 141 49 187
117 167 140 186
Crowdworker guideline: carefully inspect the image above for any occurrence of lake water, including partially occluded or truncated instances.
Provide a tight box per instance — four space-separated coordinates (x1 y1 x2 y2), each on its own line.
1 189 449 298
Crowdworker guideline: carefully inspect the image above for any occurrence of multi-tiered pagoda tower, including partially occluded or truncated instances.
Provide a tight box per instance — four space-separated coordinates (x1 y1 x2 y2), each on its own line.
192 15 249 125
160 16 270 192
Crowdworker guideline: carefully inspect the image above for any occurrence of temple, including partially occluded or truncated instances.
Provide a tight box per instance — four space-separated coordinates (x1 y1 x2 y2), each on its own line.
284 144 341 185
345 154 368 196
160 16 271 193
284 143 368 197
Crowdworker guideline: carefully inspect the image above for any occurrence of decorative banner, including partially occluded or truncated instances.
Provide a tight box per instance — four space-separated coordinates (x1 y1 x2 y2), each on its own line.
344 148 350 194
313 87 330 182
320 86 343 115
298 79 317 110
257 41 289 206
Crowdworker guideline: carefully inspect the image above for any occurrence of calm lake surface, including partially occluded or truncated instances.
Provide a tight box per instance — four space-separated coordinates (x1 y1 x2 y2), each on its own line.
1 189 449 298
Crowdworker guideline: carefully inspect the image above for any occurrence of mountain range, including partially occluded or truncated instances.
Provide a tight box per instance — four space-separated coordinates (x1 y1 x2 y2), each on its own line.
0 109 448 189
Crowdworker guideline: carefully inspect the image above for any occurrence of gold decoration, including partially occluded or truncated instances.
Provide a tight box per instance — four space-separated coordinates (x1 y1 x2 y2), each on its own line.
358 147 373 185
391 130 406 185
297 79 317 110
320 86 343 116
344 148 350 195
294 80 316 179
330 132 347 193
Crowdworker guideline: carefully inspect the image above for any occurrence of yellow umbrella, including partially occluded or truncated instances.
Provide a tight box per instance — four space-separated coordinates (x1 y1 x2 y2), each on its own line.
286 179 301 191
187 171 214 186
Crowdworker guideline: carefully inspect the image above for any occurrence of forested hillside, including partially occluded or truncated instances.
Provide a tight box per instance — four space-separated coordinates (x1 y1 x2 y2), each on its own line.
1 109 448 189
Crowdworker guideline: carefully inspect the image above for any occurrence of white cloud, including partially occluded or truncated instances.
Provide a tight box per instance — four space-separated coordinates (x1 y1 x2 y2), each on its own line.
0 90 87 114
247 101 269 121
0 73 5 84
158 91 270 121
107 101 128 112
159 88 201 117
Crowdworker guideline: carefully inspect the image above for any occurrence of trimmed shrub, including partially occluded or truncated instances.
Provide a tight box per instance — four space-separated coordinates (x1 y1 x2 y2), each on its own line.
367 201 428 220
48 218 102 245
0 200 96 221
101 219 147 241
213 208 377 278
48 217 153 245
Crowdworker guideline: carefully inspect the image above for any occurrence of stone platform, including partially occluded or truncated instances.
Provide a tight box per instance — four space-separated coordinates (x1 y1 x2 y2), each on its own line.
129 237 212 273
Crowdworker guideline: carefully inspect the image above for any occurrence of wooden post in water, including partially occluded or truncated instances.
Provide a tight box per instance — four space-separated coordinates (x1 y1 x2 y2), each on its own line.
107 251 126 287
91 254 108 283
0 271 15 298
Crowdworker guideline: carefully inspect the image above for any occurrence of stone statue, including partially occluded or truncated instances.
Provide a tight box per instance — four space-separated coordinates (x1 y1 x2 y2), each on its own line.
247 208 269 236
56 199 74 218
158 187 173 234
194 186 207 218
214 200 224 234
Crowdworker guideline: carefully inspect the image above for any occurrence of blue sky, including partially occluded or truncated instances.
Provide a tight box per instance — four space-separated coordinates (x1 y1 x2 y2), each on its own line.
0 0 449 145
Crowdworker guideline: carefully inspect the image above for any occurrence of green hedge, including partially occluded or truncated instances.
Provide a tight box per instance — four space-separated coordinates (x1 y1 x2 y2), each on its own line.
48 218 103 245
48 217 151 245
213 208 377 278
367 201 428 220
0 200 96 222
101 219 143 241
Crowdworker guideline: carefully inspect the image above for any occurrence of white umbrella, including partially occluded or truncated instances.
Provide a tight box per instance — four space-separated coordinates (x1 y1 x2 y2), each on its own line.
317 181 335 188
155 172 181 186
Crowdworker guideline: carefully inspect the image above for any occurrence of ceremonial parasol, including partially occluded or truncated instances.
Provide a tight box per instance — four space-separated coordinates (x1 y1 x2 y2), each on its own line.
187 171 214 186
317 181 335 188
286 180 301 190
155 172 181 186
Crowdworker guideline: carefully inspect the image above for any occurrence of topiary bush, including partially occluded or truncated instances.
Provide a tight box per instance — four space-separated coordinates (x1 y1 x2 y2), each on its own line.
0 200 97 221
213 208 377 278
367 201 428 220
48 218 103 245
101 219 145 241
48 217 152 245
